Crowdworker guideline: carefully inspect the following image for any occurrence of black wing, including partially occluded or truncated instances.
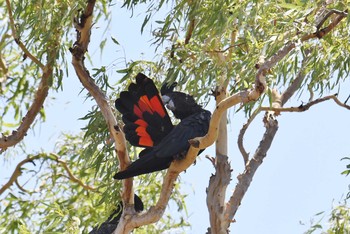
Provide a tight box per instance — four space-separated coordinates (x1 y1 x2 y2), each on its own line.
115 73 173 148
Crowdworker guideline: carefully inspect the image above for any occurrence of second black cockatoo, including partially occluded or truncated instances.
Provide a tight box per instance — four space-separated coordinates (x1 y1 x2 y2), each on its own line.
114 73 211 179
89 194 143 234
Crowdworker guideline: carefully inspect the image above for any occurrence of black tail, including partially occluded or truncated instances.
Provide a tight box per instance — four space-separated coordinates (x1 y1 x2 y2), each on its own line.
114 155 173 179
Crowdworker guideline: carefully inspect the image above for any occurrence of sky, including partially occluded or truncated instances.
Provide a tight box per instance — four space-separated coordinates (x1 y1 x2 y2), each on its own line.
1 2 350 234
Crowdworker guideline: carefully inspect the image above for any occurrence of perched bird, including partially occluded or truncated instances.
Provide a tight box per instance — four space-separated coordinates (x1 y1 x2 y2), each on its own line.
114 73 211 179
89 194 143 234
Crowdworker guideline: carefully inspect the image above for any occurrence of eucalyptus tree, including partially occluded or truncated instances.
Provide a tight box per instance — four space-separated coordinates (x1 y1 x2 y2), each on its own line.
0 0 349 233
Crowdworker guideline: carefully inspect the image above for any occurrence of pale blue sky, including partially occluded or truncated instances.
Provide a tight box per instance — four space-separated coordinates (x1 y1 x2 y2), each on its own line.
2 2 349 234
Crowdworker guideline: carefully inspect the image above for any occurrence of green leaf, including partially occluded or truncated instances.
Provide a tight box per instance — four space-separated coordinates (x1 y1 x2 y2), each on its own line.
111 36 120 45
141 14 151 34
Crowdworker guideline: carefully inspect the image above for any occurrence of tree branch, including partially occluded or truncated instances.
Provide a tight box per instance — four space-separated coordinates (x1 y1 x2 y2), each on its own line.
70 0 131 172
206 82 231 234
223 56 311 225
0 0 65 152
15 179 32 194
236 10 342 165
5 0 45 69
302 9 347 41
114 170 178 233
0 64 53 152
0 153 95 196
50 153 97 191
225 115 279 223
261 94 350 113
185 18 195 45
0 156 39 195
69 1 135 231
237 108 260 165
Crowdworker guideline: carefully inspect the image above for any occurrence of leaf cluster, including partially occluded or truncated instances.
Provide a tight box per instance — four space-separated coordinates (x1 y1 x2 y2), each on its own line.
118 0 349 115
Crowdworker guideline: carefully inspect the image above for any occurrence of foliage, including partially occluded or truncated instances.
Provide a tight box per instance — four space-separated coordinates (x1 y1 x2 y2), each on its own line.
304 158 350 234
305 201 350 234
119 0 350 116
0 0 187 233
1 0 350 233
341 157 350 200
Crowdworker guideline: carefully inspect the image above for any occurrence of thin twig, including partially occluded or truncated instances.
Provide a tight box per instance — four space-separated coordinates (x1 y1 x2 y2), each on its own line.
237 108 261 165
0 156 40 195
316 9 347 30
185 18 195 45
344 94 350 105
205 43 246 54
261 94 350 113
0 154 96 196
50 153 97 191
5 0 45 70
301 9 347 41
15 179 32 194
280 51 311 105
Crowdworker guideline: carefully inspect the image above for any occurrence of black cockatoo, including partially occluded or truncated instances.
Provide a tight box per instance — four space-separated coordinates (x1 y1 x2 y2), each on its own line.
114 73 211 179
89 194 143 234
